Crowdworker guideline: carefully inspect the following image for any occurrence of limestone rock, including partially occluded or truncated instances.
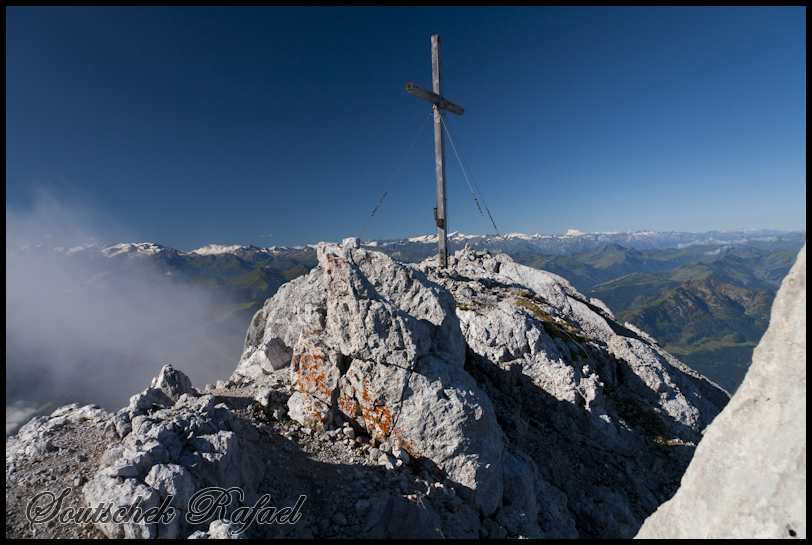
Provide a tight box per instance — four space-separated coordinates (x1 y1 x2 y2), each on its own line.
122 364 198 417
206 520 248 539
144 463 197 510
385 494 444 538
239 242 504 516
496 505 543 538
636 245 806 539
6 403 111 465
452 247 728 443
536 478 578 538
287 390 333 433
501 448 540 516
238 337 292 380
346 247 466 367
83 367 265 539
230 241 731 535
82 475 162 538
342 236 361 249
435 246 730 537
232 267 328 382
150 364 197 401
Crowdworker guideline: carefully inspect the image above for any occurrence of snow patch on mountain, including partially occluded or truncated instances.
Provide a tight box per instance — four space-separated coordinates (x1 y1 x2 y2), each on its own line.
191 244 249 255
100 242 168 258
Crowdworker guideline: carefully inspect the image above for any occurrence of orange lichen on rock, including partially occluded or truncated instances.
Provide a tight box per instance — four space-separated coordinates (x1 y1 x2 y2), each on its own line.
390 427 423 459
291 337 337 405
301 397 332 432
288 391 333 433
337 390 360 419
356 374 394 443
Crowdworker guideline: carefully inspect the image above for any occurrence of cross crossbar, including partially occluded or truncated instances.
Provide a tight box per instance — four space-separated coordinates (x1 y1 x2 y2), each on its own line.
406 82 465 116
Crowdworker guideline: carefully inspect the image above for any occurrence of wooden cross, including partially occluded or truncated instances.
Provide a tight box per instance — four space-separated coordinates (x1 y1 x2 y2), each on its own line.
407 34 465 268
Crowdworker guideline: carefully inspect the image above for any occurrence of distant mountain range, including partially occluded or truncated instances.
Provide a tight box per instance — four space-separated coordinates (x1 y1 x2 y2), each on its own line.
8 227 802 270
367 228 806 261
7 228 805 393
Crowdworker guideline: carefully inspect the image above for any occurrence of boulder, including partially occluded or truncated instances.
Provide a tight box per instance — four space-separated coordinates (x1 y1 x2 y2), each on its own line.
342 236 361 249
232 268 327 382
123 364 198 415
636 245 806 539
82 476 163 539
150 364 197 401
144 463 197 510
287 391 333 433
241 242 504 516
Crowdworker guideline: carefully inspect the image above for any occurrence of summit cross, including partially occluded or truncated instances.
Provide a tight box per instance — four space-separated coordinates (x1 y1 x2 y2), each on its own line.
407 34 465 268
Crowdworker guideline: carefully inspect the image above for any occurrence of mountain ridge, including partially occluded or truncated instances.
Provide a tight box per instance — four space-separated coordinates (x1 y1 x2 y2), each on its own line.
6 229 803 401
9 228 803 261
614 274 775 392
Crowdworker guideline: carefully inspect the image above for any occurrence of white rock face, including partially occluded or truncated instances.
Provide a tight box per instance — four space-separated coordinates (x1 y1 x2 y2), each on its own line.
425 245 730 537
82 476 163 538
233 269 327 382
236 242 730 535
605 336 728 440
237 242 503 516
451 248 726 445
342 236 361 249
6 403 110 463
636 245 806 539
150 364 197 400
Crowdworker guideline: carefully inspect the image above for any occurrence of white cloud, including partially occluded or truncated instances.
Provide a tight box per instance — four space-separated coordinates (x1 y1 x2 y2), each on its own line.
6 183 128 248
6 400 39 436
6 187 246 436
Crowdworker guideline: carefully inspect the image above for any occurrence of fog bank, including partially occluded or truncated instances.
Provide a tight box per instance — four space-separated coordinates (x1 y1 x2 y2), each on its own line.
6 189 249 435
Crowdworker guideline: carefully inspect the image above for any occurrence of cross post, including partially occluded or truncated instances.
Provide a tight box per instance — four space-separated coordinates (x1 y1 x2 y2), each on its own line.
407 34 464 268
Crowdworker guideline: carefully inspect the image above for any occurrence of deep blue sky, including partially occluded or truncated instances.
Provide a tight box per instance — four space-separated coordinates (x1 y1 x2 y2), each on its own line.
6 7 806 251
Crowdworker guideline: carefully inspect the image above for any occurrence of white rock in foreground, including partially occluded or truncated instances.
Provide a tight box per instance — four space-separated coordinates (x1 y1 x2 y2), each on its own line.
636 245 806 539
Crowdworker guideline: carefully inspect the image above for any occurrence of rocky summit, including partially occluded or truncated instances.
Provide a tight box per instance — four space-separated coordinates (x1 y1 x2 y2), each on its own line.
7 238 737 538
